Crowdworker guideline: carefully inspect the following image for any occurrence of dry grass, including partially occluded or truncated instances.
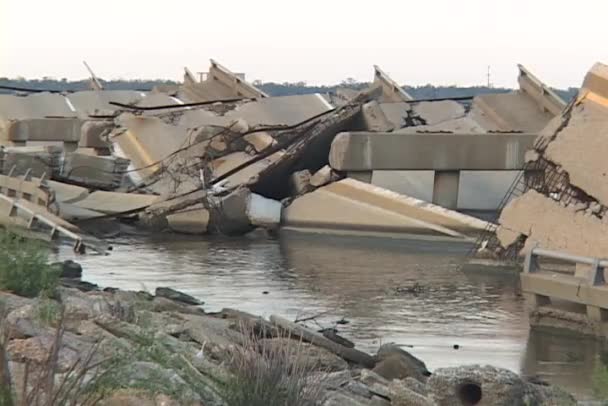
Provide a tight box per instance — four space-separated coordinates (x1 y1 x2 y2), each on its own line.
220 322 327 406
0 306 117 406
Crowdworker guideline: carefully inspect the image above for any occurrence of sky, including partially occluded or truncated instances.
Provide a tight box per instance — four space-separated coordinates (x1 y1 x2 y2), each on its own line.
1 0 607 88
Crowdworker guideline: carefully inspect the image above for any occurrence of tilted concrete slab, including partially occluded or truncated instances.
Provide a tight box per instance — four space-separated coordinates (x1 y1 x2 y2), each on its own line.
470 91 555 133
518 64 566 116
329 132 536 171
179 59 267 102
282 178 489 237
224 94 334 126
211 151 285 189
542 66 608 207
72 191 159 214
110 114 194 179
66 90 144 116
47 180 89 203
373 65 413 102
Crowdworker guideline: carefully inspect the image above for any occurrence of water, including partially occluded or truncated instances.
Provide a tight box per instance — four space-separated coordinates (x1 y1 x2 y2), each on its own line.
57 231 605 400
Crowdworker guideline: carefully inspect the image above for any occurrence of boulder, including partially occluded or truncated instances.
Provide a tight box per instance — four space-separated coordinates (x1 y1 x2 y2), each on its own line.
155 287 202 306
54 260 83 279
310 165 335 188
373 344 430 382
427 365 528 406
389 380 434 406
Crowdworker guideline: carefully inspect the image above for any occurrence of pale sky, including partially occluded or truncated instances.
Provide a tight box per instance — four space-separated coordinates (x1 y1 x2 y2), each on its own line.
1 0 606 88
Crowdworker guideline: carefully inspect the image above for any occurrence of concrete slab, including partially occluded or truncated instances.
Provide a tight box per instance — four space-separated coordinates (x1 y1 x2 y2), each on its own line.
211 151 285 189
73 191 159 214
544 96 608 206
470 92 554 133
282 178 489 237
66 90 144 115
396 116 490 134
179 59 267 102
166 204 210 234
373 65 413 102
62 152 129 189
111 114 194 179
329 132 536 171
499 190 608 258
1 118 83 142
225 94 333 126
0 145 63 178
47 180 89 203
518 64 566 116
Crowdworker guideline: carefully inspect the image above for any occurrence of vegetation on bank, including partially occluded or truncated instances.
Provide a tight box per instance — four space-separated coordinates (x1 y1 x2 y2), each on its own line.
593 357 608 401
0 231 60 298
0 77 579 101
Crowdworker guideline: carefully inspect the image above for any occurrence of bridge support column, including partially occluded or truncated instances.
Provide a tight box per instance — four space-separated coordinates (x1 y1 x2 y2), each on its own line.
433 171 460 209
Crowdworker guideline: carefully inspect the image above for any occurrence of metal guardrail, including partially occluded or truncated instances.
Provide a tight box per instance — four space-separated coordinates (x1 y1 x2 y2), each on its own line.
524 247 607 286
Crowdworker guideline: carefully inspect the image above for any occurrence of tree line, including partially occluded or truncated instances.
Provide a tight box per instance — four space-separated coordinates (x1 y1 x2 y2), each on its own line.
0 77 578 101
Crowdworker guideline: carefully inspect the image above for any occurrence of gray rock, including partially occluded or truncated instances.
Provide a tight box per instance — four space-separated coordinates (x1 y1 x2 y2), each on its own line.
524 381 577 405
373 344 430 382
323 391 374 406
344 380 373 398
402 376 429 396
315 370 353 389
389 380 435 406
359 369 391 398
427 364 527 406
155 287 202 306
54 260 83 279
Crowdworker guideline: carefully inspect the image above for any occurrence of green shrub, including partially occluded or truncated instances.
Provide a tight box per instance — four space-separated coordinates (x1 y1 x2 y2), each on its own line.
0 231 61 298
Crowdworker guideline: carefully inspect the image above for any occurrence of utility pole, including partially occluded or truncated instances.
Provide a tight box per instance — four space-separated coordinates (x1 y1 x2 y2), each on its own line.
486 65 492 88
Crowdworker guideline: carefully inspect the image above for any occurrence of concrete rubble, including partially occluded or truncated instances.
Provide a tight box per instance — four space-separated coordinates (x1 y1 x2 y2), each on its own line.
488 62 608 259
0 60 573 249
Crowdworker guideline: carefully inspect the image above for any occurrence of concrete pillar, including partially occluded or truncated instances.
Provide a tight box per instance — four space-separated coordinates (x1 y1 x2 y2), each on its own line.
347 171 372 183
523 292 551 311
432 171 460 209
586 305 607 322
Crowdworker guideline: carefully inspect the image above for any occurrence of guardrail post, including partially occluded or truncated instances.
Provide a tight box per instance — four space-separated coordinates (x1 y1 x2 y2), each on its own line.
589 259 606 286
524 248 539 273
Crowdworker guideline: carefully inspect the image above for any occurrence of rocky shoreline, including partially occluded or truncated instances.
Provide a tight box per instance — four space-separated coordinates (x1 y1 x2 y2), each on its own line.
0 263 578 406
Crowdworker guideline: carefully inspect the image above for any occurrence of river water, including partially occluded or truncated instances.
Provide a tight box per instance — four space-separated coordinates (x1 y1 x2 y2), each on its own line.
57 231 605 400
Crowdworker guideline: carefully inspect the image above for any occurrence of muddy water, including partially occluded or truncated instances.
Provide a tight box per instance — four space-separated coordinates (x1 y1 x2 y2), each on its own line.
57 231 605 400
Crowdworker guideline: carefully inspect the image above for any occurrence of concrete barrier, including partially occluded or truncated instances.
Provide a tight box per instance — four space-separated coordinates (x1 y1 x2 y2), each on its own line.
329 132 536 171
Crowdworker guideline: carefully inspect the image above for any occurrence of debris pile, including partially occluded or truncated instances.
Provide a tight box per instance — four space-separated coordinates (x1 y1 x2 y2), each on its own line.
0 60 573 251
480 62 608 260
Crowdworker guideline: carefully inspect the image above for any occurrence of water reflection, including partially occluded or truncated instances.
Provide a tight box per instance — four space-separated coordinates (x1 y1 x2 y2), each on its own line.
522 327 607 400
55 231 600 398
